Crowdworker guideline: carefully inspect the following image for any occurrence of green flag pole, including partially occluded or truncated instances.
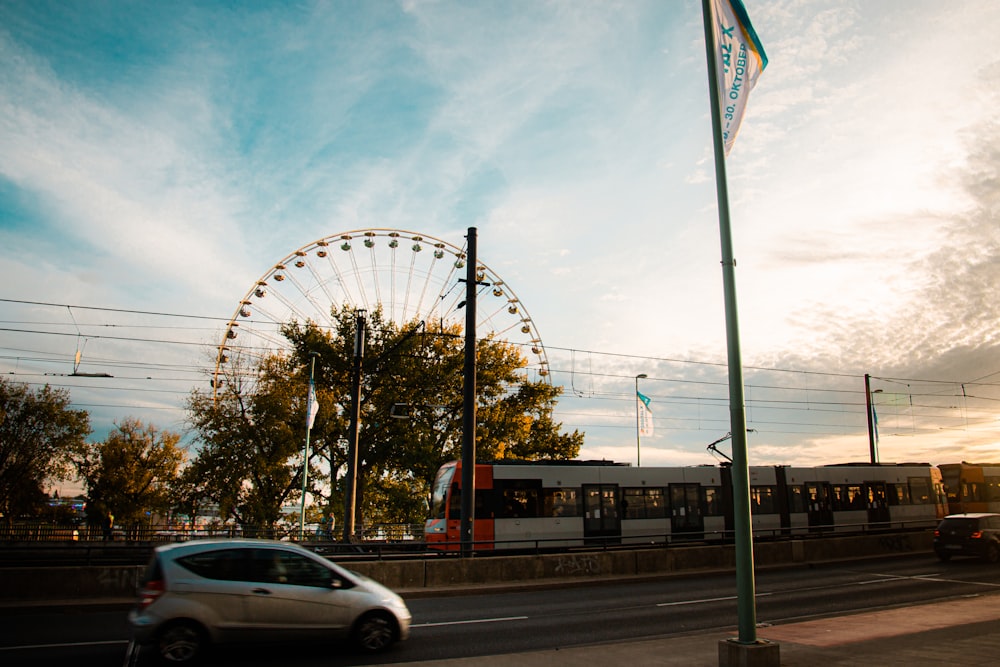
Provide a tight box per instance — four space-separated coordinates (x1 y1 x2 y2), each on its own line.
701 0 757 645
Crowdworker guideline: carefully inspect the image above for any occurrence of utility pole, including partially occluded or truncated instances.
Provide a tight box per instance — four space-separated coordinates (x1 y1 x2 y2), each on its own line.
865 373 879 464
343 310 365 542
460 227 478 557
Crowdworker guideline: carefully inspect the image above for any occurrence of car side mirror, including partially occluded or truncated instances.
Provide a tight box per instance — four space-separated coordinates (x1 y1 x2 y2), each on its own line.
330 577 344 590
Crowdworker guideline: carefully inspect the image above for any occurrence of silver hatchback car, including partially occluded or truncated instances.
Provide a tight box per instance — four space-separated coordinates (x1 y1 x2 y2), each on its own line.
128 539 411 663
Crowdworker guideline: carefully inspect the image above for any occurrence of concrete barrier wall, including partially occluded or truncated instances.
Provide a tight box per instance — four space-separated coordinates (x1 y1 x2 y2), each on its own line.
1 565 145 601
0 531 934 603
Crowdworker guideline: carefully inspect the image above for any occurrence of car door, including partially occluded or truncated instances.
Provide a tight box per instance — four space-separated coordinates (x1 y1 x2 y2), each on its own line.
241 547 355 636
172 548 256 637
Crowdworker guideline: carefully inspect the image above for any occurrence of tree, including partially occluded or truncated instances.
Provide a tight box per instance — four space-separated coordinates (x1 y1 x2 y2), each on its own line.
187 305 583 532
282 306 583 527
0 379 90 523
186 353 325 530
75 418 184 531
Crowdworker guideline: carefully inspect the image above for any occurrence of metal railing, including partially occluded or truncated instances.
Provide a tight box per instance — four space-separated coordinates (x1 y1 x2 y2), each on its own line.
0 522 426 544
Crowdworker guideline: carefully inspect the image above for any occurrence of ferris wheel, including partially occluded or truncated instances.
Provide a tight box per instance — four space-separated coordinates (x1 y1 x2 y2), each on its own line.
213 228 550 390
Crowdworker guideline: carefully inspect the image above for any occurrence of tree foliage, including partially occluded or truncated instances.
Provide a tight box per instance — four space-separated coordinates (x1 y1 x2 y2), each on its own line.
186 354 324 528
74 418 184 527
0 379 90 522
282 306 584 526
186 305 583 530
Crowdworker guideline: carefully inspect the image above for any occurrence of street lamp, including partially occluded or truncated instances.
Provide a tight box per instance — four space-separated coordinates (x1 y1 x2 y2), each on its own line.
635 373 648 467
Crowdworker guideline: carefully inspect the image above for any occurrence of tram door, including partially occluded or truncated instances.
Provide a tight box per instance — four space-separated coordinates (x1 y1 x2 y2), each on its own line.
582 484 621 545
865 481 891 526
669 483 704 537
806 482 834 531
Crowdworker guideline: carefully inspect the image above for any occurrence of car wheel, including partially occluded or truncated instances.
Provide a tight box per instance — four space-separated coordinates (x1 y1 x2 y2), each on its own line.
986 542 1000 564
353 611 397 653
157 620 207 664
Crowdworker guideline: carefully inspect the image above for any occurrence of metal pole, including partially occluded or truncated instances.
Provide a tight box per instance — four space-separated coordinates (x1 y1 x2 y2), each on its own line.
299 352 318 541
702 0 757 644
343 311 365 542
865 373 878 464
460 227 478 557
635 374 647 467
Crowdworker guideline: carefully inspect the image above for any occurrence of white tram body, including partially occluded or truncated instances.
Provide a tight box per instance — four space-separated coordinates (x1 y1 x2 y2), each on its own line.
426 460 945 551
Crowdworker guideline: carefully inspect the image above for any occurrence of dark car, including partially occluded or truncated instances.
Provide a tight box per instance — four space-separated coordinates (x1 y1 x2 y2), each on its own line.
933 513 1000 562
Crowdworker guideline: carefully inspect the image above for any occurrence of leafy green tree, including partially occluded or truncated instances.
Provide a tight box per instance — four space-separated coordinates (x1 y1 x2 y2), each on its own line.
186 353 326 530
75 418 184 529
282 306 583 527
168 464 211 527
0 379 90 523
187 305 582 533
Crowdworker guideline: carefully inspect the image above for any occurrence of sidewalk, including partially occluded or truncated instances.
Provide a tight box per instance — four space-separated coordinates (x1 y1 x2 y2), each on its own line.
396 592 1000 666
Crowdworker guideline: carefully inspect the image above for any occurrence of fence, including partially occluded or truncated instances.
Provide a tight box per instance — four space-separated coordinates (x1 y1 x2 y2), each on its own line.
0 522 426 544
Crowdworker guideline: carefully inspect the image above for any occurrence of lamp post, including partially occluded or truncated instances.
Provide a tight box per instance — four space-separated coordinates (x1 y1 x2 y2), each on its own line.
635 373 648 467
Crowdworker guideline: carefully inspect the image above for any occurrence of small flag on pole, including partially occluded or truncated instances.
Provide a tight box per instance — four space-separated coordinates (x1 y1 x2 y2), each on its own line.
711 0 767 154
637 391 654 437
873 405 879 444
306 380 319 430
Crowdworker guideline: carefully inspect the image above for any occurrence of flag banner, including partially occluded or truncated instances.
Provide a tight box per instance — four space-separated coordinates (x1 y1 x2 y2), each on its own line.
306 381 319 430
711 0 767 154
873 405 879 444
637 391 654 437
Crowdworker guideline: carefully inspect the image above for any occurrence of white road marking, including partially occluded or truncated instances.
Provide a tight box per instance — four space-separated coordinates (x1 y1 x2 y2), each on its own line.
413 615 530 628
657 593 772 607
0 639 129 651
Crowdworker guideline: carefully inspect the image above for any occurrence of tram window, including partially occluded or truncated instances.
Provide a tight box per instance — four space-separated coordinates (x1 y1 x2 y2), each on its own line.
787 485 806 513
908 477 930 504
623 488 643 519
986 477 1000 502
750 486 777 514
830 485 844 511
501 488 539 518
830 485 863 511
704 487 723 516
623 488 666 519
962 482 982 503
645 488 666 518
446 486 499 519
544 488 580 517
888 483 909 505
448 484 460 518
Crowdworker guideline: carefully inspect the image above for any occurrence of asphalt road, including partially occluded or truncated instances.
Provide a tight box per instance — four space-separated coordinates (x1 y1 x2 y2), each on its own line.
2 554 999 666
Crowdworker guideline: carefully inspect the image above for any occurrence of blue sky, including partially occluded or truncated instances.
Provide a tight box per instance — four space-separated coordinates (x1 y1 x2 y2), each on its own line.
2 0 998 486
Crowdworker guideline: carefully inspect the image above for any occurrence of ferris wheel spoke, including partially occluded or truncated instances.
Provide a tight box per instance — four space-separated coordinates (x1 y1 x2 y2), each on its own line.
301 256 340 326
366 233 382 312
255 279 318 329
400 246 418 322
337 237 370 311
412 252 443 323
277 264 332 326
321 243 359 311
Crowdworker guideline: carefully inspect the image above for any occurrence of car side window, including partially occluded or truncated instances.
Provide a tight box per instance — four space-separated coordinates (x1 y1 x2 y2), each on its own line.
250 549 335 588
177 548 250 581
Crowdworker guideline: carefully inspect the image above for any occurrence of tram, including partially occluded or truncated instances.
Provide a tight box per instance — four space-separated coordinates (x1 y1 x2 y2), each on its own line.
938 462 1000 514
425 459 947 550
